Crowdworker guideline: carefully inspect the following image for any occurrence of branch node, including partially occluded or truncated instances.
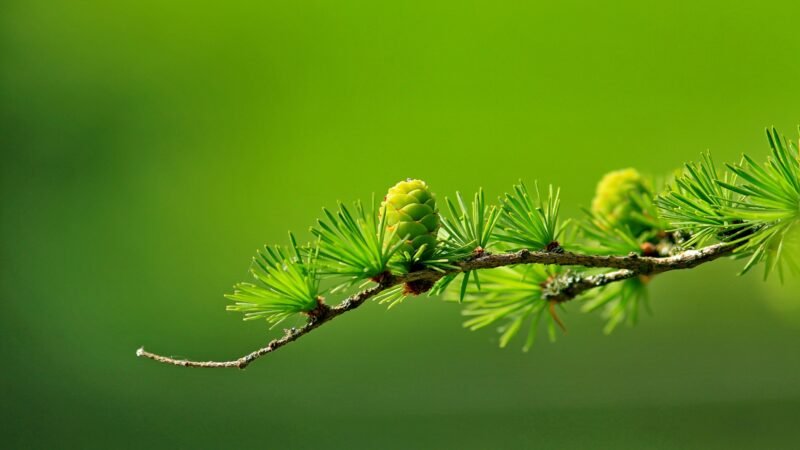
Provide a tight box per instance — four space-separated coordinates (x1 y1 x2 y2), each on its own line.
545 241 564 253
403 279 435 295
305 297 331 322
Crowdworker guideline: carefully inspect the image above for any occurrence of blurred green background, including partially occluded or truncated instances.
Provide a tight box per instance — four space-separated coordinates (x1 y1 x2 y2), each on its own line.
2 1 799 448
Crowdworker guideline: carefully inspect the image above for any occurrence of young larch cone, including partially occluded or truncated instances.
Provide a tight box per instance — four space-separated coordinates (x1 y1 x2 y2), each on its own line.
591 168 653 236
381 178 440 259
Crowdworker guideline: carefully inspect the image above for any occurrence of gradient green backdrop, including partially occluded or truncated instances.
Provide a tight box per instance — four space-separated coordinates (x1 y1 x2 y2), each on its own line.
2 1 799 449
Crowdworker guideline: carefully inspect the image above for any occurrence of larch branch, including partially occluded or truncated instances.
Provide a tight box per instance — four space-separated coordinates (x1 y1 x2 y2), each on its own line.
136 242 736 369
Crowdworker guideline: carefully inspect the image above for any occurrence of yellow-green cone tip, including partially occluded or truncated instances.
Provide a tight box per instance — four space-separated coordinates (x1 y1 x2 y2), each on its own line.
381 179 439 259
591 168 652 236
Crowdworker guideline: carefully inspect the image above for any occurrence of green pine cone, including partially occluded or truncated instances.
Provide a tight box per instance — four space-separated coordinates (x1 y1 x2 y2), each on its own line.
381 179 440 259
591 168 653 236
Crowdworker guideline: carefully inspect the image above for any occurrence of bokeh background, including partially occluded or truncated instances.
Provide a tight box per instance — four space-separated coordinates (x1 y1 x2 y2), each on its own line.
2 1 799 448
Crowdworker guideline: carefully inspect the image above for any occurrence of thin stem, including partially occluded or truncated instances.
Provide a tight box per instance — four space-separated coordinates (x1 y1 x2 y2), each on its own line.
136 242 737 369
137 283 387 369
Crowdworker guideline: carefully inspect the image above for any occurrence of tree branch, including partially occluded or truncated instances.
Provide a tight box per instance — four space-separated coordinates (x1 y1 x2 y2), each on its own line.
137 283 388 369
401 242 736 285
136 242 737 369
